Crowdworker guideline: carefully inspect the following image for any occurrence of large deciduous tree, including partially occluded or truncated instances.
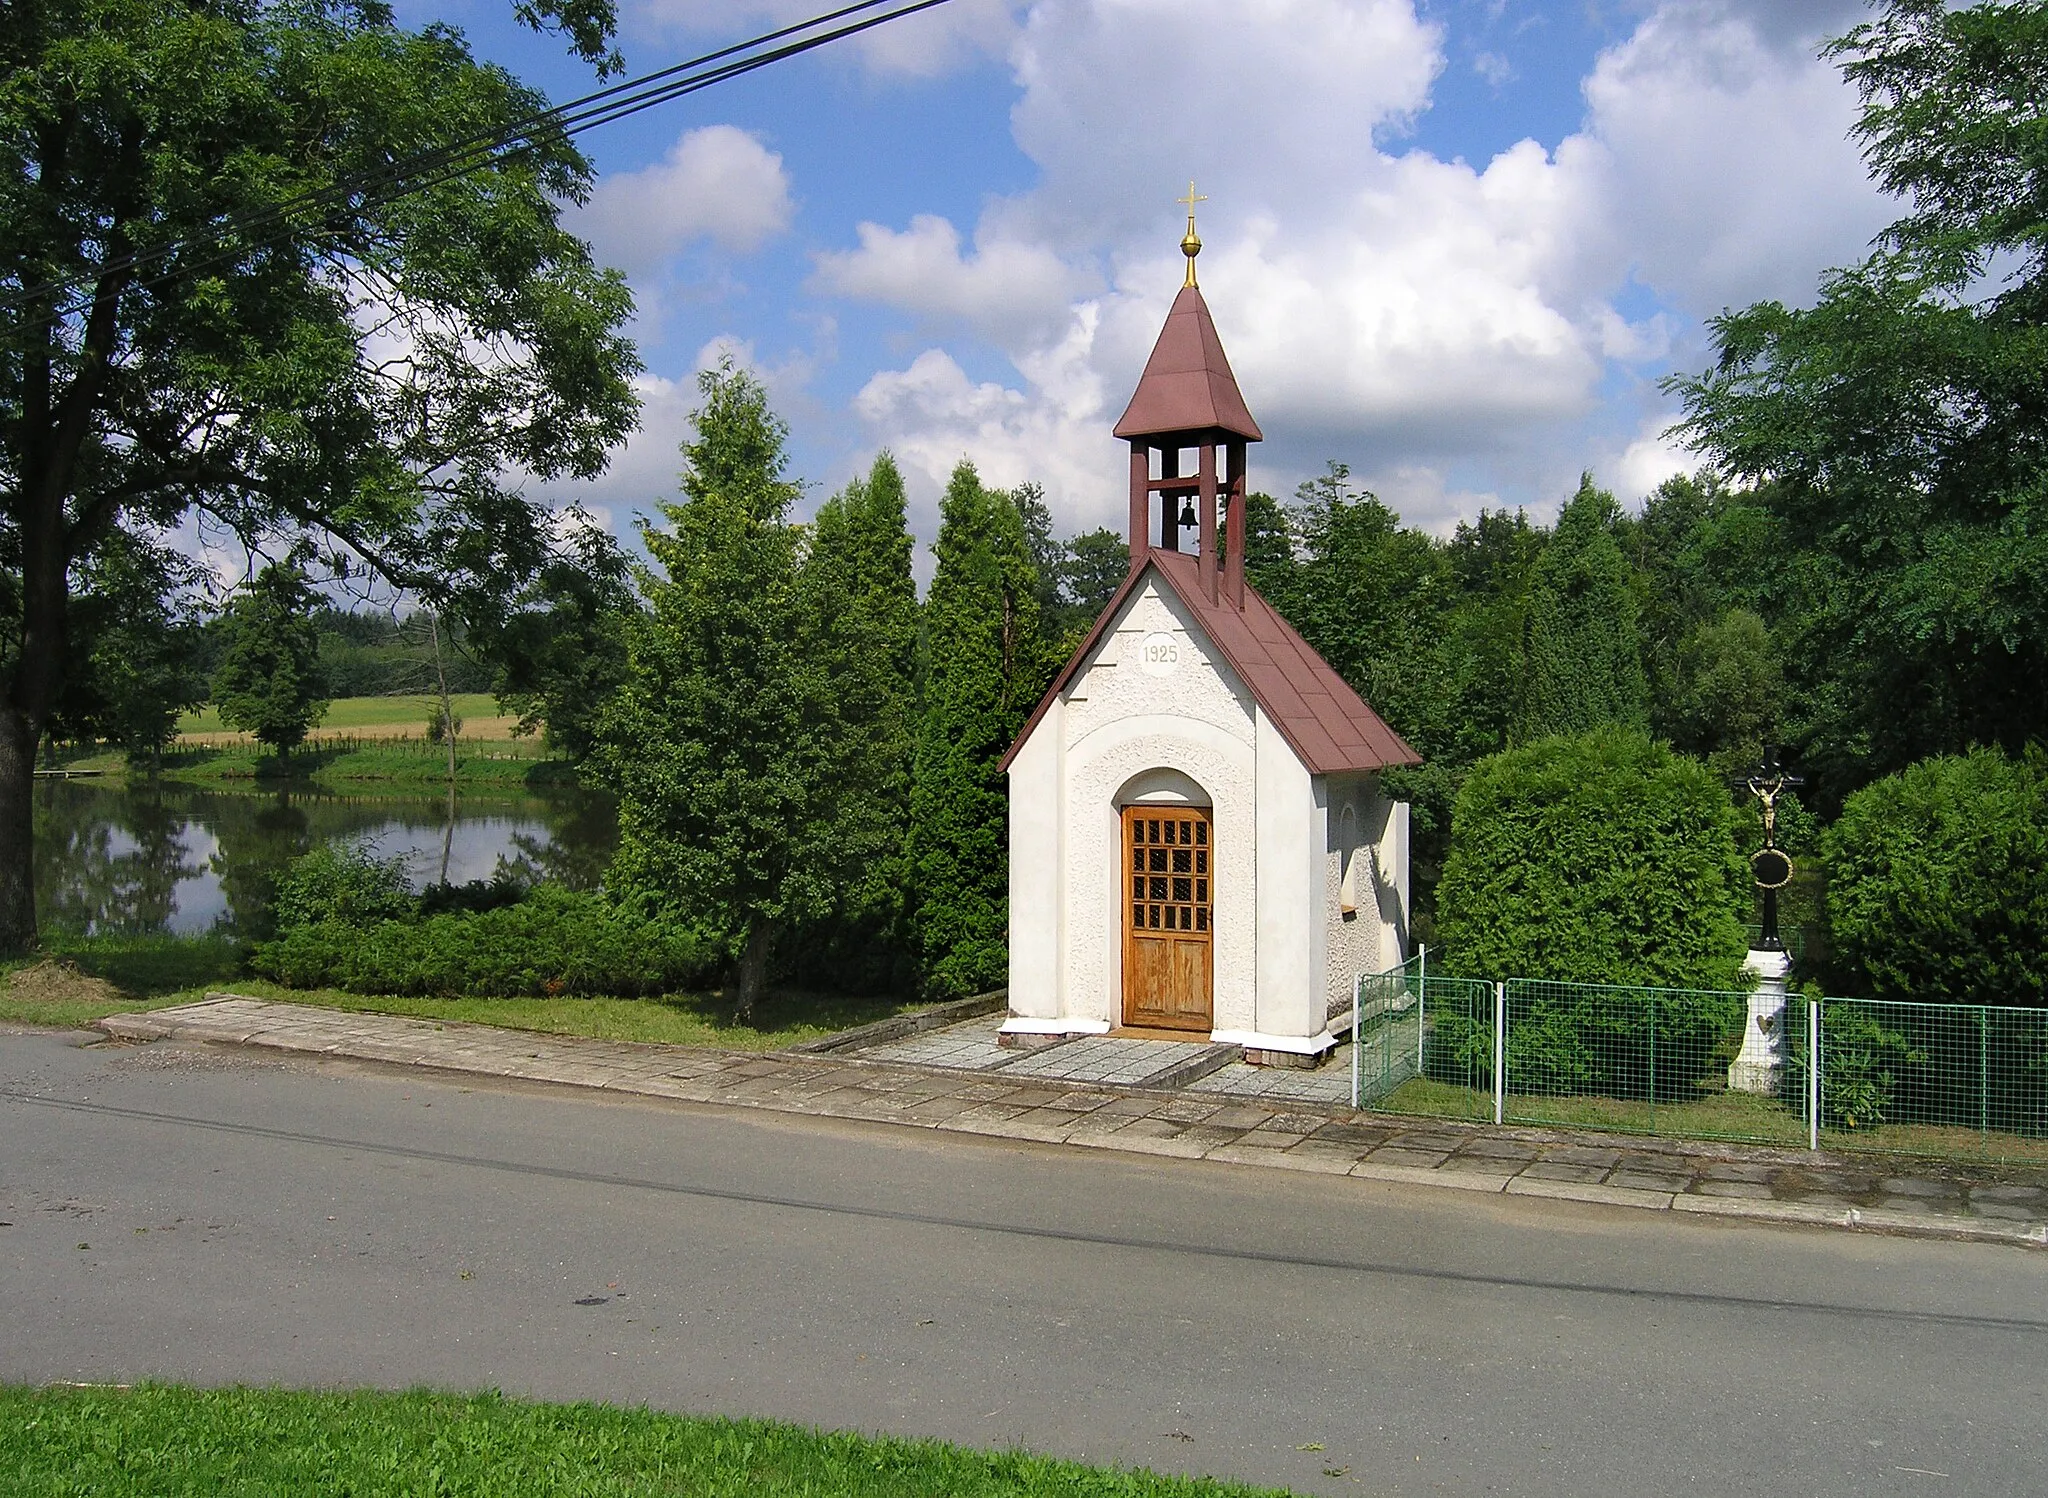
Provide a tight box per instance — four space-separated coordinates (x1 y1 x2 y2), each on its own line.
1669 0 2048 795
598 364 839 1025
210 559 330 758
0 0 638 949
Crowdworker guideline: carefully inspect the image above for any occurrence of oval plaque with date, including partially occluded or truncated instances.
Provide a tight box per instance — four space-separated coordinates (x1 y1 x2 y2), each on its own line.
1137 631 1180 677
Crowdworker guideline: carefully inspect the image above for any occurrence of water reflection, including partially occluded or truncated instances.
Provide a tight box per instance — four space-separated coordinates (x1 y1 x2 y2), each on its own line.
34 779 619 939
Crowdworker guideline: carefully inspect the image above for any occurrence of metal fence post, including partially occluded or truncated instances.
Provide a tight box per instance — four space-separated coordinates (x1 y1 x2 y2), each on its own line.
1416 944 1428 1075
1807 998 1821 1151
1492 981 1507 1126
1350 971 1361 1111
1979 1006 1989 1144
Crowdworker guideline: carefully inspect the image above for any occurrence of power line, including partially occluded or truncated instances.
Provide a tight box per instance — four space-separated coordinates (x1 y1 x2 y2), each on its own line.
5 0 957 329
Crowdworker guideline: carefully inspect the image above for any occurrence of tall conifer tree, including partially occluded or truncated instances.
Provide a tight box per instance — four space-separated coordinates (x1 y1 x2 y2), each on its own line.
600 363 836 1023
1516 477 1650 741
791 452 920 989
910 463 1056 999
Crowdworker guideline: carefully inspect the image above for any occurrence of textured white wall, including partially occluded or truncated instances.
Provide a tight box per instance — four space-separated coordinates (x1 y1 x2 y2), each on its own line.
1254 706 1317 1038
1062 580 1259 1030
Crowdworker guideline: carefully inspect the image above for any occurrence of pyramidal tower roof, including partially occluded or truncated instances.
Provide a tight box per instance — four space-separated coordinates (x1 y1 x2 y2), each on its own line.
1112 283 1264 442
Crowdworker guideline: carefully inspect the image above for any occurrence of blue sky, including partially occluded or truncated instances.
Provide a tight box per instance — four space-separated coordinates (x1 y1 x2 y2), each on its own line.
394 1 1893 555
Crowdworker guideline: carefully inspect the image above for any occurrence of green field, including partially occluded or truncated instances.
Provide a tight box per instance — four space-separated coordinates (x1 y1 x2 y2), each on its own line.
0 1386 1294 1497
178 692 511 737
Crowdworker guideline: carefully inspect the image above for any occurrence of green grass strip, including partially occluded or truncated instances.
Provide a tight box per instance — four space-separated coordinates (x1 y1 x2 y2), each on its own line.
0 1386 1296 1497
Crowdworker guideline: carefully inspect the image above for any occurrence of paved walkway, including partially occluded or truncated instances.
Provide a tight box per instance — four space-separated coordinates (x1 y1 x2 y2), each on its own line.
98 995 2048 1250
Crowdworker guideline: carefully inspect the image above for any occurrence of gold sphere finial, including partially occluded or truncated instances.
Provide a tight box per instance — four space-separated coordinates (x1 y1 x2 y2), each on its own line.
1178 180 1207 288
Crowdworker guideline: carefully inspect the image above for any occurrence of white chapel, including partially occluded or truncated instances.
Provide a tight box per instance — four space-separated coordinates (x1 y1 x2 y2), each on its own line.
1000 223 1420 1065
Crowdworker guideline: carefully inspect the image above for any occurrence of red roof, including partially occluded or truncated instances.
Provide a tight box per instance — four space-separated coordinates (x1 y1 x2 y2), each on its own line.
1112 286 1264 442
1000 551 1420 775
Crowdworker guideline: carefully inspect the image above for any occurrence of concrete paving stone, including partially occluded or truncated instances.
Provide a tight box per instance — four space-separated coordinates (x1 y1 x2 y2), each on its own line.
1361 1147 1453 1170
1440 1153 1521 1175
1152 1098 1225 1124
898 1097 979 1125
1039 1091 1114 1114
1874 1195 1971 1218
1970 1183 2048 1203
1229 1129 1308 1151
993 1088 1067 1109
1095 1094 1168 1117
1002 1109 1085 1142
1201 1105 1277 1131
1693 1180 1777 1200
1261 1144 1362 1176
1175 1125 1255 1154
1456 1138 1542 1161
1352 1160 1509 1193
1965 1200 2048 1222
1699 1161 1777 1183
1309 1123 1397 1149
1262 1111 1333 1135
1507 1178 1675 1210
1517 1161 1608 1184
1102 1127 1213 1160
1609 1170 1697 1193
1380 1131 1469 1150
1881 1177 1964 1198
1540 1146 1624 1167
1672 1195 1850 1226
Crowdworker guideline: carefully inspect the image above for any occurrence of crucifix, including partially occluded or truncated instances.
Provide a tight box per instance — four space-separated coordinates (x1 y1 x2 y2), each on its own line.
1731 745 1804 951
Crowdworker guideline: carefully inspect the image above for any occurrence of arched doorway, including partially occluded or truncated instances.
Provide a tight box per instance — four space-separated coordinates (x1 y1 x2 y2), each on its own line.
1122 804 1213 1032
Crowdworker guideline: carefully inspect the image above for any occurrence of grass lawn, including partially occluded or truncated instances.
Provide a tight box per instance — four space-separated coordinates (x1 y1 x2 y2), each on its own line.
1376 1075 2048 1164
0 1386 1294 1497
0 932 930 1052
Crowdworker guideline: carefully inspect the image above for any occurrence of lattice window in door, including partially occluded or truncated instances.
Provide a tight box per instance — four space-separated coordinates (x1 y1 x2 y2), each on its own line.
1129 813 1210 934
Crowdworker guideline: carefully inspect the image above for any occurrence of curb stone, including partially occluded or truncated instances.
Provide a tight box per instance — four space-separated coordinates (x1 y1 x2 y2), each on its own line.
92 997 2048 1252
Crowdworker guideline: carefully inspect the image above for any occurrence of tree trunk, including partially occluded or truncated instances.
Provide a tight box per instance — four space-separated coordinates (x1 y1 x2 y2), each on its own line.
733 919 773 1026
0 708 40 954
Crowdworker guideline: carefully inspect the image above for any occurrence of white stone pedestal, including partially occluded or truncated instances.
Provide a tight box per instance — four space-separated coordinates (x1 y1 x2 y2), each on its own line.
1728 947 1791 1094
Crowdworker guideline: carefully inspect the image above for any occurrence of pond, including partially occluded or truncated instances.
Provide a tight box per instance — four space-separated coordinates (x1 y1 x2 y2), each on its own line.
33 778 620 939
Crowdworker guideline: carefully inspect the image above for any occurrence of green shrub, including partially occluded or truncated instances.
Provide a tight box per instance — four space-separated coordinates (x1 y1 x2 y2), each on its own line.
1438 729 1751 986
270 844 414 931
1822 745 2048 1008
251 886 712 998
1435 730 1751 1097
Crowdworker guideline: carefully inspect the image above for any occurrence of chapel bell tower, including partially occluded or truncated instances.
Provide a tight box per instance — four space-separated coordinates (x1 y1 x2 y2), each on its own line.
1112 184 1264 608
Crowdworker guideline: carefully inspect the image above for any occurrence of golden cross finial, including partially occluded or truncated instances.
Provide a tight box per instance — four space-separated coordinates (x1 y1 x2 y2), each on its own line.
1179 180 1207 287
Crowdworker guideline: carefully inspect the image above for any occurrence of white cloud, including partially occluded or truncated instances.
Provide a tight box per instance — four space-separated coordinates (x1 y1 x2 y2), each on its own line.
1574 0 1892 313
810 214 1089 343
576 125 793 275
820 0 1896 535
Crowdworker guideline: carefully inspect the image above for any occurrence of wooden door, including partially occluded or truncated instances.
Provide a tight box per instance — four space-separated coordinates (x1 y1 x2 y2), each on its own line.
1122 807 1213 1032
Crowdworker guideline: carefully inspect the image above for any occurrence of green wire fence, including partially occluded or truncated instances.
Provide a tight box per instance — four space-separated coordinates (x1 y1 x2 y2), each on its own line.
1348 954 2048 1164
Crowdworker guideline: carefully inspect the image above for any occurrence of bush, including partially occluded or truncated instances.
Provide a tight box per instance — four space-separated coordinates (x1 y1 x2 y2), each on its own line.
251 886 713 998
1435 730 1751 1098
1437 729 1751 987
270 844 414 931
1822 745 2048 1008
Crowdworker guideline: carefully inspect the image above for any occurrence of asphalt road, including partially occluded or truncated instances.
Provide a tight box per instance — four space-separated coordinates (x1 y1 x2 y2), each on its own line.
3 1027 2044 1498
